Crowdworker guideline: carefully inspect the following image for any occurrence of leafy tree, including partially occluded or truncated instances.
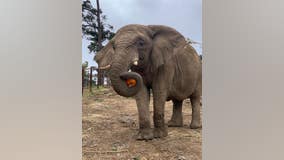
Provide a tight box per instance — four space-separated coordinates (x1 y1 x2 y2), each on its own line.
82 0 115 86
82 0 115 52
82 61 89 87
82 61 89 78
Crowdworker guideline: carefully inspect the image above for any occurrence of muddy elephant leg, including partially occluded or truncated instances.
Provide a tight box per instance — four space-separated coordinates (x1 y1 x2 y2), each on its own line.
189 96 202 129
168 100 183 127
152 90 168 138
134 84 153 140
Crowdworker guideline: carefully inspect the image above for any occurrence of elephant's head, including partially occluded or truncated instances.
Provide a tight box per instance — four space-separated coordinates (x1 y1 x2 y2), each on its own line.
95 24 187 97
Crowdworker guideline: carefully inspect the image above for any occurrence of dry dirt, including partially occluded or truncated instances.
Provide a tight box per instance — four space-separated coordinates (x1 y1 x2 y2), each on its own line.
82 87 201 160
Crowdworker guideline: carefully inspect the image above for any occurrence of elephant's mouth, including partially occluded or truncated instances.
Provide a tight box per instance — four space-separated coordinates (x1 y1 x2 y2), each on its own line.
122 59 141 88
99 59 141 88
99 59 138 71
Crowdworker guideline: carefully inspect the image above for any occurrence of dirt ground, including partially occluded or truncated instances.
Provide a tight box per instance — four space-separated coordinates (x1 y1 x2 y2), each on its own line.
82 87 202 160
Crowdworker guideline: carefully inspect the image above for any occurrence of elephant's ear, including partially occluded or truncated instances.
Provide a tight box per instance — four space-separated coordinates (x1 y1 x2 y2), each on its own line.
148 25 186 71
94 40 115 69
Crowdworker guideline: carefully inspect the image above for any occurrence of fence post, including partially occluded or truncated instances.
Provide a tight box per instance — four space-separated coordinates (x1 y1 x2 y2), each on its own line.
89 67 93 93
82 67 84 95
96 68 100 88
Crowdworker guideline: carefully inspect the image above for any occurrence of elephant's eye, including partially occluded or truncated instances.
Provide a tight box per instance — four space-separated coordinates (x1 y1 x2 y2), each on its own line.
137 39 145 47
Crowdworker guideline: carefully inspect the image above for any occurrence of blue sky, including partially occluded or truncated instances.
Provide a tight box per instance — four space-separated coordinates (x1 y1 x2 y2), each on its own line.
82 0 202 67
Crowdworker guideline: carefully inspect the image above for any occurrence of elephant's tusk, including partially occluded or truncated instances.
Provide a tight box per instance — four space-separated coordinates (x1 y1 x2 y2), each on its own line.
99 64 111 70
133 61 138 66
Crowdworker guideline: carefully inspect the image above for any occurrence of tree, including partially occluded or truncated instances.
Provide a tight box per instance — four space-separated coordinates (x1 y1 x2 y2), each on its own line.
82 61 89 84
82 0 115 86
82 61 89 78
82 61 89 94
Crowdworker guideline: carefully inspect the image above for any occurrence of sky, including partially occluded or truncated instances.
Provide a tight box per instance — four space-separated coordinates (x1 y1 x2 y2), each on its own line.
82 0 202 67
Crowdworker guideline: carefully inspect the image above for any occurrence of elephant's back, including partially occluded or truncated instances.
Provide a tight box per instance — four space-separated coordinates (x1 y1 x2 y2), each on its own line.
168 44 201 100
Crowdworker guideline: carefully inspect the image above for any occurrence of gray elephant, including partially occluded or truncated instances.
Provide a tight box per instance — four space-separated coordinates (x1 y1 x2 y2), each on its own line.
95 24 202 140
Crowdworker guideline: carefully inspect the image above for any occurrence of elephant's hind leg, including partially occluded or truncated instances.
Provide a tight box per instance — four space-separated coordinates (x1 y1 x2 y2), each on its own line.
168 99 183 127
189 95 202 129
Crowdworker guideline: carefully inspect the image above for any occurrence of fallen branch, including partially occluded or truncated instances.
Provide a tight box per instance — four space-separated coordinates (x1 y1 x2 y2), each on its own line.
83 149 129 154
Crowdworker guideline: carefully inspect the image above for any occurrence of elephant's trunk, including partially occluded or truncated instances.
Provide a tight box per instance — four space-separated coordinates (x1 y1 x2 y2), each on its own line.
109 59 142 97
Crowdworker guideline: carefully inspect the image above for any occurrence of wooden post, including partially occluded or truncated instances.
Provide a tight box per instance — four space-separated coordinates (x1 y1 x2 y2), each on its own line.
89 67 93 93
96 68 99 89
82 67 84 95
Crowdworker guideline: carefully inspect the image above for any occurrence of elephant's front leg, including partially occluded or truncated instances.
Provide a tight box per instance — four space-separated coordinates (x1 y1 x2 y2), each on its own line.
134 84 153 140
152 90 168 138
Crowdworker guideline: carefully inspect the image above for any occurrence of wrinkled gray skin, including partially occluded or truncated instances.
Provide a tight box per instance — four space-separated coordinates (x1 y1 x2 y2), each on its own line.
95 24 202 140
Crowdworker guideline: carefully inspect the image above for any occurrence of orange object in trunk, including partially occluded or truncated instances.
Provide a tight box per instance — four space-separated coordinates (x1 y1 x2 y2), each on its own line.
126 78 137 87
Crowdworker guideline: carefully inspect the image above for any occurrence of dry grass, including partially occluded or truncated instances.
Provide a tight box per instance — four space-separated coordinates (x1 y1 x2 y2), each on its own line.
82 87 201 160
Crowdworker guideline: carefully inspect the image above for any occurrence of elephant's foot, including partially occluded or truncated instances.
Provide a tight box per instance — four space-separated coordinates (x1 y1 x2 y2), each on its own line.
135 128 154 140
153 127 168 138
168 118 183 127
190 121 202 129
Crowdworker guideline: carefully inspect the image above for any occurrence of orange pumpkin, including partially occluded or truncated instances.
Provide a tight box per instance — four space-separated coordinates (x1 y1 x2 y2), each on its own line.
126 78 137 87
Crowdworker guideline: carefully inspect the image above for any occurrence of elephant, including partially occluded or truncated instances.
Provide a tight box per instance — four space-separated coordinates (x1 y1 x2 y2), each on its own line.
95 24 202 140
